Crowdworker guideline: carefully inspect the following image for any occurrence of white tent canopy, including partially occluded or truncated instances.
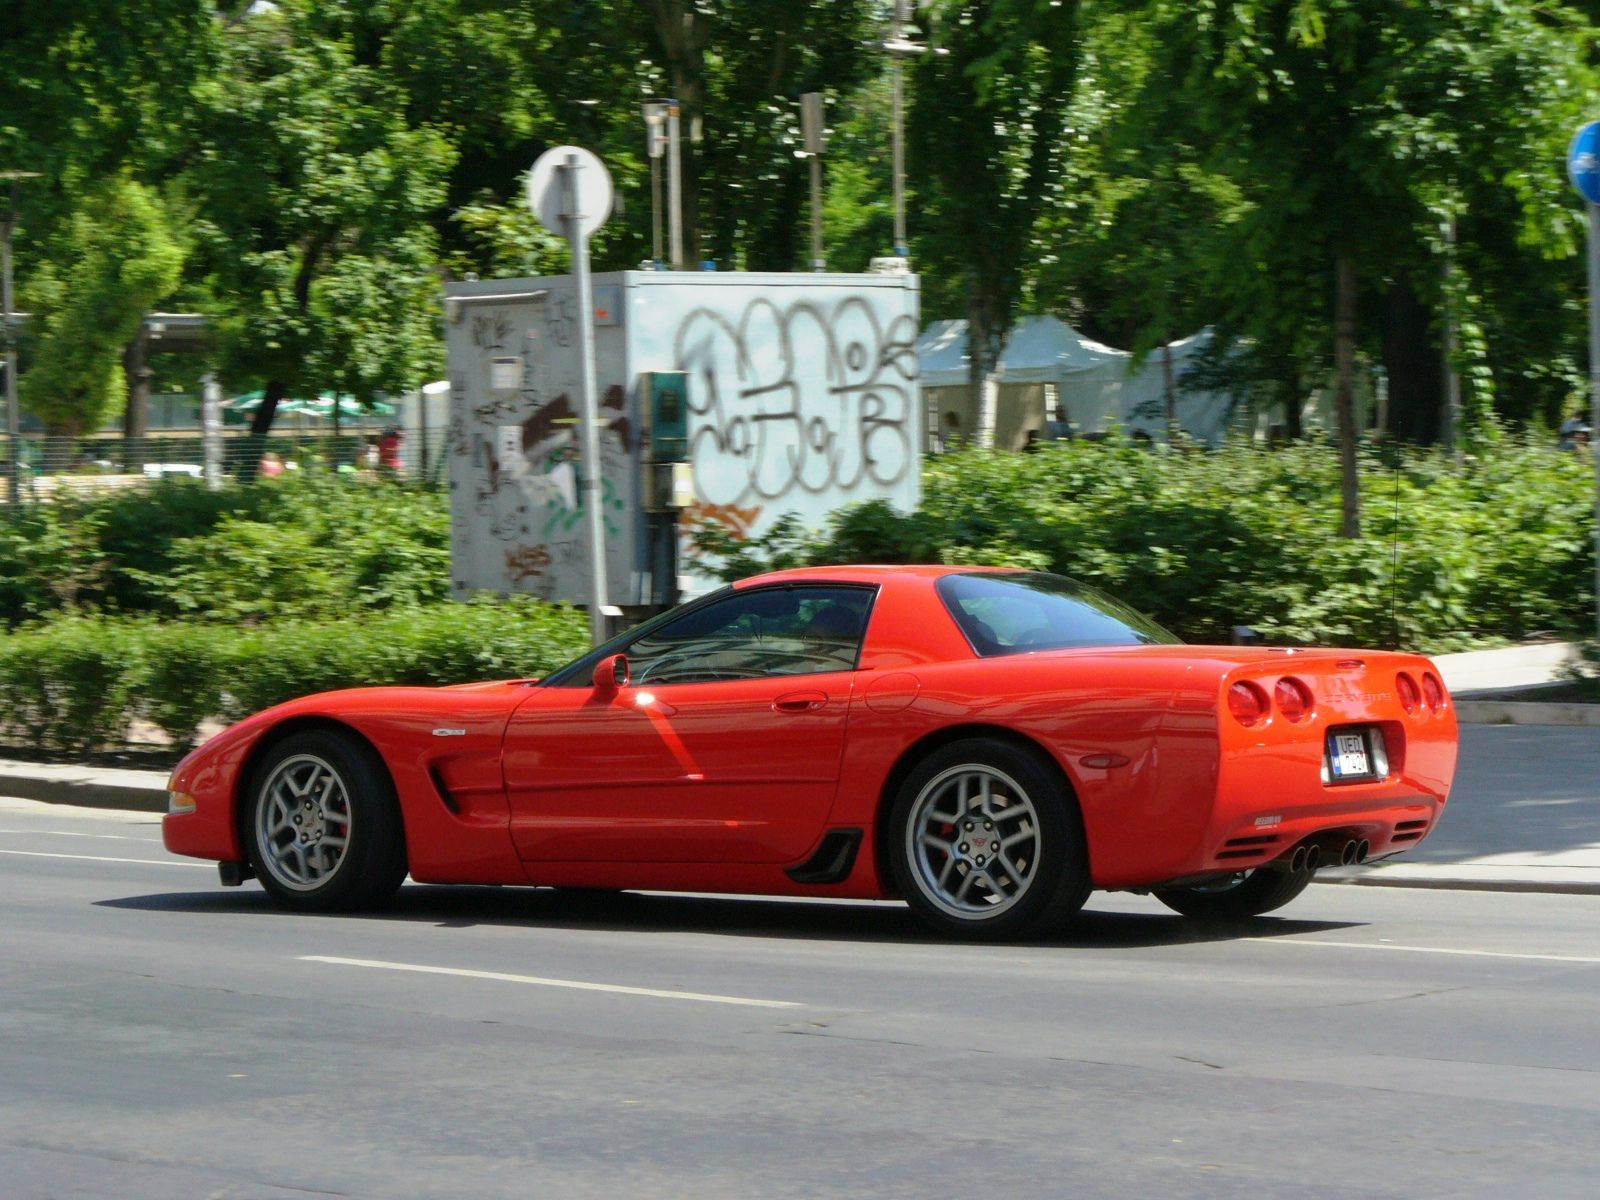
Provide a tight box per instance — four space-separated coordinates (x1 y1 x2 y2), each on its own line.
918 316 1239 449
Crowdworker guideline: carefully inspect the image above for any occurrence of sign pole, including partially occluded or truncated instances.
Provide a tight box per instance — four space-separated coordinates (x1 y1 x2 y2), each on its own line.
528 145 615 645
561 153 609 645
1589 202 1600 642
1570 122 1600 641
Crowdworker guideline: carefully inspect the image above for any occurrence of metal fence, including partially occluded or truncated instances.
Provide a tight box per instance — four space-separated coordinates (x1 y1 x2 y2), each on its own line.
2 428 451 500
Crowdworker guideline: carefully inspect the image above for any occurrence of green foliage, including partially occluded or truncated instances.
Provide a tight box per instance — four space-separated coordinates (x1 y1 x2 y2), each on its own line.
20 174 185 435
0 598 590 755
0 474 452 625
0 616 144 754
695 439 1596 652
189 0 456 408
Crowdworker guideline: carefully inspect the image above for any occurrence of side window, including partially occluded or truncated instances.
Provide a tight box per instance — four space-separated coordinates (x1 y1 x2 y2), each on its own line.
627 586 874 684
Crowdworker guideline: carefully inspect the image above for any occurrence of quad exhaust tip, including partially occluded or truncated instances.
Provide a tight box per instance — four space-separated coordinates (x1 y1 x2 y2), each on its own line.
1288 844 1322 874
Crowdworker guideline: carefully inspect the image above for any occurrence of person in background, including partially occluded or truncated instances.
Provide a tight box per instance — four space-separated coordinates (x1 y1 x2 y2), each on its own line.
1558 407 1592 453
258 451 285 478
377 425 404 473
1045 402 1073 443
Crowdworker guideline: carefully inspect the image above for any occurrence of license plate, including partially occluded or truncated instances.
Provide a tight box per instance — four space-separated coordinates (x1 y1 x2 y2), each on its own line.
1328 730 1374 780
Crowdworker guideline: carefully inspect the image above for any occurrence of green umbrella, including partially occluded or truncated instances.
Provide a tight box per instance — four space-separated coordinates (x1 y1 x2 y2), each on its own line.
224 390 395 423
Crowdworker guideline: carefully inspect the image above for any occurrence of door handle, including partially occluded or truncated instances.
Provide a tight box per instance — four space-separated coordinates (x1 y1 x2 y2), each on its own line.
773 691 828 713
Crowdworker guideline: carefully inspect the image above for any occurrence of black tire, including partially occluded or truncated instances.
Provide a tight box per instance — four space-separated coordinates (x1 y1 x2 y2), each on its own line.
888 738 1090 940
244 729 408 912
1153 868 1314 920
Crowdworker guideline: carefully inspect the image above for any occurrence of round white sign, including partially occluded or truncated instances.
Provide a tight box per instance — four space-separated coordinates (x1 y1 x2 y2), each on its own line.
525 146 613 240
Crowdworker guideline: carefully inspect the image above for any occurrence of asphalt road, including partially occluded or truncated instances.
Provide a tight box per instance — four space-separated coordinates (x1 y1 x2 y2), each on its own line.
4 796 1599 1200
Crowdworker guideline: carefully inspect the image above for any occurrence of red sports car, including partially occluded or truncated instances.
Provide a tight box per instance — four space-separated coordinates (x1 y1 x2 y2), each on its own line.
163 565 1457 939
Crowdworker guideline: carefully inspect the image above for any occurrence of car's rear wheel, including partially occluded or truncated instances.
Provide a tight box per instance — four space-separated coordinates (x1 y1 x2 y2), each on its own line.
1153 867 1313 920
245 729 407 912
889 738 1090 940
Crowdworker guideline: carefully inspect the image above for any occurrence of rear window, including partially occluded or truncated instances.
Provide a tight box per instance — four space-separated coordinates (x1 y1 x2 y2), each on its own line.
936 571 1178 656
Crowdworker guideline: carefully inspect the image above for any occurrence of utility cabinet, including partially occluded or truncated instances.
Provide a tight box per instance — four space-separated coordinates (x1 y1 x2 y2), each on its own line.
443 270 921 607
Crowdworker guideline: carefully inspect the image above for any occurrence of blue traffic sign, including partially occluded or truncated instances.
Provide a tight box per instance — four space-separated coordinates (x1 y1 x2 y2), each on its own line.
1569 122 1600 205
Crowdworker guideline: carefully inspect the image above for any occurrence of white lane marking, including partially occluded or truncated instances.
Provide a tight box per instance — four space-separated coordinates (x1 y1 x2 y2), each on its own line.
1248 937 1600 965
300 955 804 1009
0 828 160 842
0 848 207 869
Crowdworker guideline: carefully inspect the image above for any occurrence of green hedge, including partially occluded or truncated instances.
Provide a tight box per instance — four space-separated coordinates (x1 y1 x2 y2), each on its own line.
696 437 1597 650
0 599 590 755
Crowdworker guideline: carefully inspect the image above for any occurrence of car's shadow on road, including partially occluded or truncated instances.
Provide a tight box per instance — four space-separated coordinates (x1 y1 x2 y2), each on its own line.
98 884 1361 949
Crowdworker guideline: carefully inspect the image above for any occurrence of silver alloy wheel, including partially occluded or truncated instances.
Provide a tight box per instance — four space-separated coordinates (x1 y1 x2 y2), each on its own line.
253 753 353 893
903 762 1041 919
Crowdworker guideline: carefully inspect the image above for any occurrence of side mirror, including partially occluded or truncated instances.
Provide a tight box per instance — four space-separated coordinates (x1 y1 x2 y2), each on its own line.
592 652 630 696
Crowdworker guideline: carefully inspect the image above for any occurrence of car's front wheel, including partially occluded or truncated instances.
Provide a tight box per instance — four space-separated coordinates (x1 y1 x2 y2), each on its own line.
245 729 407 912
888 738 1090 940
1152 867 1313 920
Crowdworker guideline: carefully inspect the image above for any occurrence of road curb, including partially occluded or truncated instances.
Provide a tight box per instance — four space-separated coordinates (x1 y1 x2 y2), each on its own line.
1453 700 1600 727
0 760 169 814
1318 873 1600 896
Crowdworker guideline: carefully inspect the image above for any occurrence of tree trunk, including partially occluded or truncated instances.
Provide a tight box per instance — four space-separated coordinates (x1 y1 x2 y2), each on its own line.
1381 270 1442 443
1333 255 1361 538
122 326 151 472
967 280 1004 449
1162 341 1177 439
242 378 288 482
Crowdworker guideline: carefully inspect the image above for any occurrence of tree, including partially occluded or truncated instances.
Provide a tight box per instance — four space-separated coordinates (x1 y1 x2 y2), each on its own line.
908 1 1085 409
19 175 183 449
1144 0 1593 535
186 0 456 449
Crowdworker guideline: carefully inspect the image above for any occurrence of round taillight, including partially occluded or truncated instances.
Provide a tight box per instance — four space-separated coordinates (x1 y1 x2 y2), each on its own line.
1421 672 1444 711
1274 677 1312 722
1397 672 1420 714
1227 681 1269 727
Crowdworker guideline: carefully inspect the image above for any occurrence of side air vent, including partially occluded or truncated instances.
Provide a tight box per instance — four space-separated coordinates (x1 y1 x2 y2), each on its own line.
428 766 460 815
1216 834 1280 861
1390 818 1430 843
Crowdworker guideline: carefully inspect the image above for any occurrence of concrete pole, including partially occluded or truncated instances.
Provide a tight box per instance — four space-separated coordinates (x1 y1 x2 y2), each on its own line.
201 373 224 490
564 153 610 645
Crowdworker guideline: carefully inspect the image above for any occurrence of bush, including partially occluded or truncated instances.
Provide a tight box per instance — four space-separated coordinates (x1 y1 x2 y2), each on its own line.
0 598 590 755
0 616 143 753
697 437 1596 651
0 473 452 625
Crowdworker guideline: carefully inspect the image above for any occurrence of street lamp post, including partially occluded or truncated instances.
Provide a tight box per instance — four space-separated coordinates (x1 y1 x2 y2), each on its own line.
2 170 41 506
642 101 669 269
800 92 827 271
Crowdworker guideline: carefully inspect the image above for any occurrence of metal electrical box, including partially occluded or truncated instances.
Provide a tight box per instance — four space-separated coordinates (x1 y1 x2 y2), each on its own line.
443 270 921 607
641 370 689 462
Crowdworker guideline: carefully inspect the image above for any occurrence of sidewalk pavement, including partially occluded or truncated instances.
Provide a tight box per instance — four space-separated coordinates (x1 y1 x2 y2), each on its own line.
2 642 1595 895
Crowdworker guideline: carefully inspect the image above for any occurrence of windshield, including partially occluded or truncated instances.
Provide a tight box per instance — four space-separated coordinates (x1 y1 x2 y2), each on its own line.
936 571 1178 655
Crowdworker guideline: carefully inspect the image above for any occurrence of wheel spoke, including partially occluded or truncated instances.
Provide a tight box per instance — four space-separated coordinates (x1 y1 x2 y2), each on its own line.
991 852 1024 889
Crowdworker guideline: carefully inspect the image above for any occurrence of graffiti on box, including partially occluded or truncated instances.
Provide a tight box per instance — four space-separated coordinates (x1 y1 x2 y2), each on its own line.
451 302 633 601
672 295 917 508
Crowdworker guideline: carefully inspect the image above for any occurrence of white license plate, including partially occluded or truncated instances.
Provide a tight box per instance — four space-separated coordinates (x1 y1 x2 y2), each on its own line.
1329 732 1372 779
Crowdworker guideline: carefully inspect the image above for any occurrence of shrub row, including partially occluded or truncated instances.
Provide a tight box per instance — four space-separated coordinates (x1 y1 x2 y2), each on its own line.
0 599 590 755
696 437 1597 650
